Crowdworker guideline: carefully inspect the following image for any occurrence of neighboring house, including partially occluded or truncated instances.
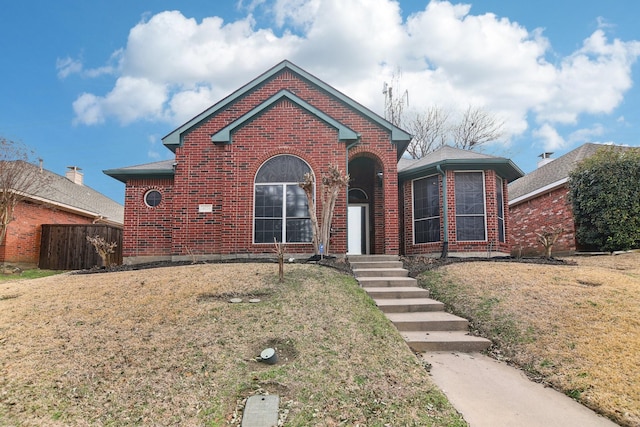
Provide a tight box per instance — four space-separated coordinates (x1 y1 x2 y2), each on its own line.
508 143 604 255
105 60 522 264
0 162 124 266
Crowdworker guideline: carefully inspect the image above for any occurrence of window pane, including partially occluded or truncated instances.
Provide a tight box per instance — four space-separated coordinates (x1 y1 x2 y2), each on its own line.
414 176 439 220
255 219 282 243
456 216 485 241
256 155 311 183
415 218 440 244
496 178 505 242
286 185 309 217
286 219 313 242
255 185 283 218
455 172 484 215
145 190 162 207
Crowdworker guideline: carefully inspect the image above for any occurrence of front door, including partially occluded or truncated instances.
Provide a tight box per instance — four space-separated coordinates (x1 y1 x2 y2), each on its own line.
347 204 369 255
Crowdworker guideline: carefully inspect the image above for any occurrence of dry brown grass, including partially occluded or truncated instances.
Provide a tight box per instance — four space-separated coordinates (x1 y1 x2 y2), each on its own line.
420 252 640 427
0 263 465 426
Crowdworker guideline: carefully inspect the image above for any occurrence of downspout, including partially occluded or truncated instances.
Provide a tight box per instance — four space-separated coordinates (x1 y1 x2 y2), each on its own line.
436 164 448 258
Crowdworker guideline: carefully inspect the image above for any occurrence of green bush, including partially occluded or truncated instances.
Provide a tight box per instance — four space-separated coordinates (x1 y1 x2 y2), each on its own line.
568 146 640 252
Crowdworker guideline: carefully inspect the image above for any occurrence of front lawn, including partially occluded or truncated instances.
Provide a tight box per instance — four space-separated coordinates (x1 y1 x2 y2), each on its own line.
418 252 640 427
0 263 465 426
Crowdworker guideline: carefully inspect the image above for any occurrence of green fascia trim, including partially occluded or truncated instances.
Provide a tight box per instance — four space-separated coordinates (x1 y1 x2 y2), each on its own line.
398 158 524 182
103 168 175 184
211 90 359 144
162 60 411 152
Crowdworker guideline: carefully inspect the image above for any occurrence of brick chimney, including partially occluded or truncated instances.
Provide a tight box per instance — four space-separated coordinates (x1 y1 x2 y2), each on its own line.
66 166 83 185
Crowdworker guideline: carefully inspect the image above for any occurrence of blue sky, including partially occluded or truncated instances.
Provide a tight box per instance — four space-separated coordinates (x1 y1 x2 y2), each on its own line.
1 0 639 204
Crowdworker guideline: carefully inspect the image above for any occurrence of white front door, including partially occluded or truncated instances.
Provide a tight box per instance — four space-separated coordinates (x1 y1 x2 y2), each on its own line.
348 204 369 255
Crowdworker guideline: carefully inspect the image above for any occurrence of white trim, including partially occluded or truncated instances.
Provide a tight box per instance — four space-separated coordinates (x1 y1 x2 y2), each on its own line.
454 171 488 242
496 176 505 243
509 178 568 206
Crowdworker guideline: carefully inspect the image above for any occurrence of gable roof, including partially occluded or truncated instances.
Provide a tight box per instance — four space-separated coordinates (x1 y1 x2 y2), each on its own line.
398 145 524 182
508 143 604 205
211 90 359 144
7 161 124 225
162 60 411 159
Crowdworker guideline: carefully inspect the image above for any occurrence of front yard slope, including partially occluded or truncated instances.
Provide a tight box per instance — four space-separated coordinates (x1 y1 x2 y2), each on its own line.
0 263 466 426
418 253 640 427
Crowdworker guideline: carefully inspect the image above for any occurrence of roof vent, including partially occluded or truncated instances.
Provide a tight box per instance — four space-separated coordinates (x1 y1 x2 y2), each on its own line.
537 152 554 168
66 166 83 185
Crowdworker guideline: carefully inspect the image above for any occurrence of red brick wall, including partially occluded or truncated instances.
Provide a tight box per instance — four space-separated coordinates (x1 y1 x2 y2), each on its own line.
401 169 512 256
509 186 576 256
0 200 93 265
122 69 400 259
123 178 174 258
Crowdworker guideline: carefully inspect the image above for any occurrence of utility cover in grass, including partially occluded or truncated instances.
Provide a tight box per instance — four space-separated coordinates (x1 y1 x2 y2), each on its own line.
241 395 279 427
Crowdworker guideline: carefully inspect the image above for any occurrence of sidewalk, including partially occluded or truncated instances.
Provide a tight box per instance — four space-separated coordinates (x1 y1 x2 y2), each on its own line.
423 352 619 427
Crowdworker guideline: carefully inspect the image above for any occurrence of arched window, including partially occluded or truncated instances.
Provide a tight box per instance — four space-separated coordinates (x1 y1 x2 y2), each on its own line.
254 155 313 243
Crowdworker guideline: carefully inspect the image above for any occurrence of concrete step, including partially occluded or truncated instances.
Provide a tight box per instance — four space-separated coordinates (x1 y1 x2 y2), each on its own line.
386 311 469 332
357 277 417 287
364 286 430 299
350 260 404 270
401 331 491 352
348 255 399 263
353 268 408 278
374 298 444 313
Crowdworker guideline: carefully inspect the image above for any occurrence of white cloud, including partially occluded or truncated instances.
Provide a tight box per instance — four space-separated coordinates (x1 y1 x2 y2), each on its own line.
568 124 604 144
70 0 640 152
533 123 565 151
73 77 167 125
56 57 83 79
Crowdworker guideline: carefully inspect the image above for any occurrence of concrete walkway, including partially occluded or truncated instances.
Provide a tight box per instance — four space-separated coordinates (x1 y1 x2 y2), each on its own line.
423 352 619 427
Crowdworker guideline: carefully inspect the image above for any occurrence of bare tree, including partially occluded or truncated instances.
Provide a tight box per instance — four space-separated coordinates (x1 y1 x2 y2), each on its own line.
0 138 48 245
405 106 450 159
299 164 349 256
451 105 504 150
383 69 409 127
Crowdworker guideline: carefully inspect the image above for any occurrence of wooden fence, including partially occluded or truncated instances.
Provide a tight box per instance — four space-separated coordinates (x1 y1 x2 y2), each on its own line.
39 224 123 270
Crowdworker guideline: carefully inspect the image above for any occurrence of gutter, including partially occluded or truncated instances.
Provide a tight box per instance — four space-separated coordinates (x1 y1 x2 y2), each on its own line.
436 164 449 259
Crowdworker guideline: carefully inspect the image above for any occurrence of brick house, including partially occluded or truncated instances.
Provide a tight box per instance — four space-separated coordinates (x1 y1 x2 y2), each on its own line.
105 61 523 264
0 162 124 267
508 143 605 256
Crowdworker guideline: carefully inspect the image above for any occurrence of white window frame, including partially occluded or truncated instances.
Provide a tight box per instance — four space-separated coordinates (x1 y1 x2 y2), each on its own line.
496 176 505 243
253 155 314 244
454 171 487 242
412 174 441 244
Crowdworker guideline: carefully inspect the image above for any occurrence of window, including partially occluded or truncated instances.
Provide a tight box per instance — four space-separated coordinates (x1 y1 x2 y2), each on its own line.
496 177 505 243
455 172 486 241
254 155 312 243
413 175 440 243
144 189 162 207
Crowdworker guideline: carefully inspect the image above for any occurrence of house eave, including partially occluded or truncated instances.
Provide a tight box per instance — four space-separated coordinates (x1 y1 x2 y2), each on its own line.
12 189 121 225
508 177 568 206
398 158 524 182
103 168 175 184
211 90 359 144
